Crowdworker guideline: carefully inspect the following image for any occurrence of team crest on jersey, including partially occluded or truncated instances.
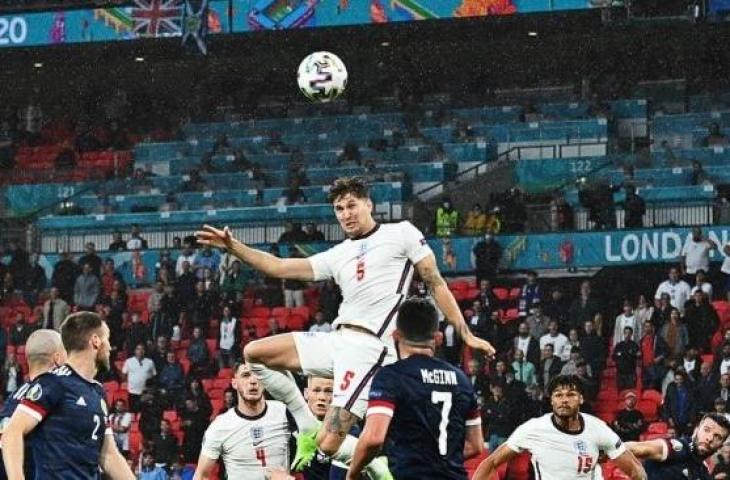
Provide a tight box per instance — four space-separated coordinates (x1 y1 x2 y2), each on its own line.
574 440 588 455
26 384 42 402
251 426 264 443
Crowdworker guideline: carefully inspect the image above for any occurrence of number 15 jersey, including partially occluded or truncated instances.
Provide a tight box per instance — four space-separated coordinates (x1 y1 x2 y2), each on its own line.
17 365 110 480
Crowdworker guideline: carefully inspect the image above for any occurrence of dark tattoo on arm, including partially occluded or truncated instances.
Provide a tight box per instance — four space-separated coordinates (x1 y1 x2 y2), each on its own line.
323 407 357 440
419 264 446 289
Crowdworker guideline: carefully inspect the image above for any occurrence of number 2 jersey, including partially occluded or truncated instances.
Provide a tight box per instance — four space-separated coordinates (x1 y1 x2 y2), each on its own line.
17 365 110 480
0 381 35 480
505 413 626 480
366 354 481 480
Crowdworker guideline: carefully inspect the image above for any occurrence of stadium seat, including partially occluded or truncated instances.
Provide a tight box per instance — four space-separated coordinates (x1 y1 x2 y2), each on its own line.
255 325 271 338
213 379 230 390
201 379 214 390
252 316 270 330
449 280 470 291
206 339 217 355
104 381 119 394
641 389 663 405
647 421 668 434
272 307 290 317
506 452 532 480
163 410 178 422
492 288 509 301
508 287 522 300
251 307 271 318
464 450 488 478
637 400 658 421
218 368 233 379
285 314 307 331
291 306 310 319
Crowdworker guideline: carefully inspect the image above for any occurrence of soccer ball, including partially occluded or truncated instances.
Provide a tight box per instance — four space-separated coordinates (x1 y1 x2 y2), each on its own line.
297 51 348 103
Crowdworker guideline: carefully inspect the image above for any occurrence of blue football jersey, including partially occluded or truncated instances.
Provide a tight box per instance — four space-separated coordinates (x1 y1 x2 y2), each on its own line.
644 438 712 480
17 365 110 480
367 354 480 480
0 381 35 480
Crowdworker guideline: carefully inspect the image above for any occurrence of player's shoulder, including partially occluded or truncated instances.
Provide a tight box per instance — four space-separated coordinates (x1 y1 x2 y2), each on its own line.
264 400 288 419
207 408 239 431
581 412 614 431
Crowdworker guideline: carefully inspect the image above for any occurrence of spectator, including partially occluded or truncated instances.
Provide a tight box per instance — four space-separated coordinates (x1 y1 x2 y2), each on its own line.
640 320 669 390
181 399 207 462
149 335 170 373
696 362 719 413
139 451 167 480
718 374 730 405
283 179 307 205
543 287 570 329
561 346 590 376
159 285 181 337
108 232 126 252
5 240 29 289
718 344 730 376
576 361 599 401
538 343 563 394
465 300 489 340
517 271 542 318
539 320 569 361
78 242 102 278
2 352 23 397
169 456 195 480
484 207 502 235
511 348 537 387
100 259 123 301
0 120 16 171
635 294 654 327
277 222 308 244
482 379 514 452
151 418 180 468
304 223 325 242
109 399 133 457
177 261 197 307
158 350 184 404
655 266 692 314
663 370 697 436
74 263 100 311
650 294 673 329
513 321 540 367
124 312 150 356
613 299 639 347
682 347 702 381
682 227 717 279
138 388 164 440
612 391 645 441
476 279 498 315
41 286 70 331
691 270 713 298
613 326 641 390
722 242 730 294
472 234 501 285
308 311 332 334
715 397 730 423
462 203 487 236
439 318 462 367
661 308 689 358
147 281 164 334
283 250 306 308
9 313 31 347
434 197 459 237
568 281 602 332
622 185 646 229
220 260 246 301
181 377 212 419
704 122 727 147
122 343 157 413
51 251 79 304
217 306 240 369
193 245 219 281
190 281 213 330
684 290 719 352
23 253 46 305
126 224 149 250
187 326 210 378
580 319 605 377
175 243 198 277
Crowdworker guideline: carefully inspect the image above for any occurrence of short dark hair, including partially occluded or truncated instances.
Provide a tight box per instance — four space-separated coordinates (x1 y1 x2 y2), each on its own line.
60 312 104 353
396 297 438 344
547 374 584 397
702 413 730 438
327 177 370 203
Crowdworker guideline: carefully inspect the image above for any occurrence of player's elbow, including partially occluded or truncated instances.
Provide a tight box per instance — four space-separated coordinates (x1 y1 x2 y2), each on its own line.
465 438 485 459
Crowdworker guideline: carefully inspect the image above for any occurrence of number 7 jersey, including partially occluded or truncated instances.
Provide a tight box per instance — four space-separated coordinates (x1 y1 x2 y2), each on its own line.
366 354 481 480
17 365 110 480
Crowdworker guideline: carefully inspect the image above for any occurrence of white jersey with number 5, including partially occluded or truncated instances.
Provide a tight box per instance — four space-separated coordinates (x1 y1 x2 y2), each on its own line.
308 221 432 341
505 413 625 480
200 400 290 480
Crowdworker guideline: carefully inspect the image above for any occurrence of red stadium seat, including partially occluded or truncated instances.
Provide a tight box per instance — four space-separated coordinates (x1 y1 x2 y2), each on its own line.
647 421 668 434
506 452 532 480
641 389 663 405
104 381 119 394
213 379 230 390
251 307 271 318
218 368 233 379
206 339 217 355
508 287 522 300
286 314 307 331
201 379 214 390
464 450 487 478
163 410 178 422
255 325 271 339
492 288 509 301
291 306 310 319
637 400 658 421
272 307 290 317
449 280 470 291
252 316 270 329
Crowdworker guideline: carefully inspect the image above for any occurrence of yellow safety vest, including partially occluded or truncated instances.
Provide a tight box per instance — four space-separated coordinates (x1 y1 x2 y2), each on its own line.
436 208 458 237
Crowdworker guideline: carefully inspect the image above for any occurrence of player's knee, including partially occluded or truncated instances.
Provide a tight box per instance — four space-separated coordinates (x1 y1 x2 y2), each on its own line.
316 430 343 457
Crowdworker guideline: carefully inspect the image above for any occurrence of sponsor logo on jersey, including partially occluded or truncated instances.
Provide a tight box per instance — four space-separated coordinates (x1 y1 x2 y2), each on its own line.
26 384 42 402
76 396 87 406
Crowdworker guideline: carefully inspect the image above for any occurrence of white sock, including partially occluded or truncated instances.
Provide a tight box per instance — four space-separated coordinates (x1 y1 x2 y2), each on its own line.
248 362 318 432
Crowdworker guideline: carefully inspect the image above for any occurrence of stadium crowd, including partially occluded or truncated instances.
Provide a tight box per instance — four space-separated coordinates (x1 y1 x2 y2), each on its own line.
1 220 730 477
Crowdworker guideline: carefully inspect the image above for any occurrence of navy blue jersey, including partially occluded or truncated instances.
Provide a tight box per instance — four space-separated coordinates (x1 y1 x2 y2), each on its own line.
18 365 110 480
367 354 480 480
0 382 35 480
644 438 712 480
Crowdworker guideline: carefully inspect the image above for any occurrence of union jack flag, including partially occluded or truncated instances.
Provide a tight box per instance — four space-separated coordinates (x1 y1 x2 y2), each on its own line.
132 0 183 37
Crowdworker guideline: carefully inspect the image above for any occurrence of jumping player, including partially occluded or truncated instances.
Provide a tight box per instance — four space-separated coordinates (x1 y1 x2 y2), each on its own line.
195 363 291 479
195 177 495 473
627 413 730 479
473 375 647 480
347 297 484 480
0 329 67 480
2 312 134 479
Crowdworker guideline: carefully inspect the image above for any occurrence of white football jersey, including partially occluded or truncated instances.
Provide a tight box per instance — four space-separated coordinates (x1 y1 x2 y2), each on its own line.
505 413 625 480
309 221 432 340
200 401 290 479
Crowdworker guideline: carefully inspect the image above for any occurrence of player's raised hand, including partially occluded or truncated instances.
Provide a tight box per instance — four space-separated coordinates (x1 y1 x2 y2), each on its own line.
465 335 496 359
195 224 235 250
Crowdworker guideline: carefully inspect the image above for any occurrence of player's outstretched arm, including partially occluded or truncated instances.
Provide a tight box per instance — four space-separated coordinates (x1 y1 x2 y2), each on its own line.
612 450 648 480
472 443 519 480
345 413 392 480
463 423 485 459
626 439 666 461
99 434 135 479
195 225 315 280
2 409 38 480
193 454 217 480
415 254 496 358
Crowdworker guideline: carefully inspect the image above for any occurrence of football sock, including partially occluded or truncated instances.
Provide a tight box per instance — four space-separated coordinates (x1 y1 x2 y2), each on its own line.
248 362 318 432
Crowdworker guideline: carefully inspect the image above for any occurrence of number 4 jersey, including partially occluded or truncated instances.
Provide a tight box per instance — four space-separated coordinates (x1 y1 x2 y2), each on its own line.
17 365 110 480
505 412 626 479
366 354 481 480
